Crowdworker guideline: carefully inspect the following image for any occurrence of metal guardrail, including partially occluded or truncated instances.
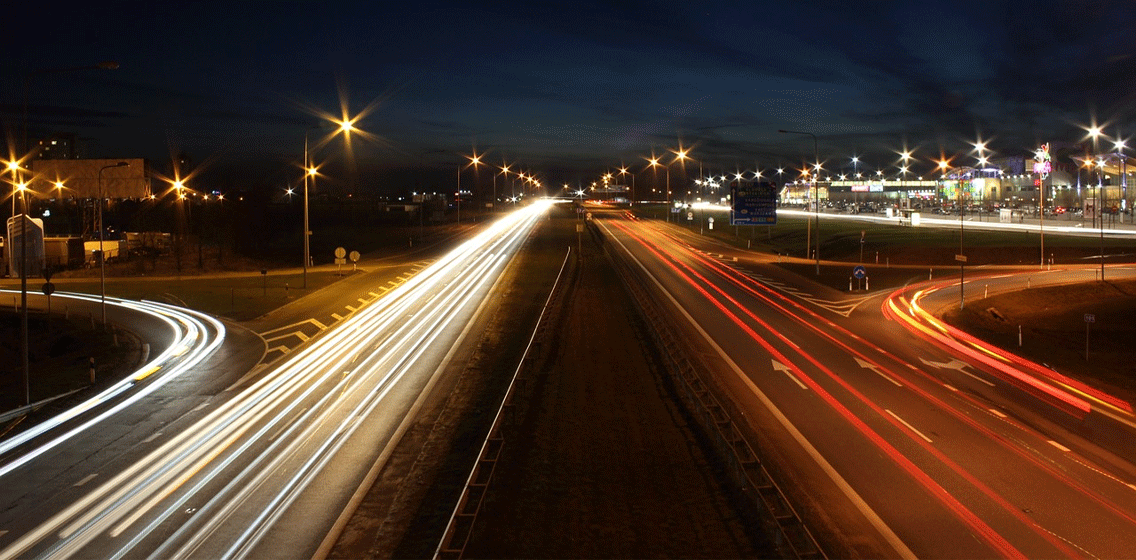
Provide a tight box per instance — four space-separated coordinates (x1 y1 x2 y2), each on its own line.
433 246 576 560
597 220 826 560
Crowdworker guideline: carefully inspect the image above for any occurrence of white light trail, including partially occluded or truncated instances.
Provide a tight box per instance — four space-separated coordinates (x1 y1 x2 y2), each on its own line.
0 200 554 560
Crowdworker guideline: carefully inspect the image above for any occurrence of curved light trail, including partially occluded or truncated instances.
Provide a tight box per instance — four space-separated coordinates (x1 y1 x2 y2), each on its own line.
0 200 552 559
0 291 226 478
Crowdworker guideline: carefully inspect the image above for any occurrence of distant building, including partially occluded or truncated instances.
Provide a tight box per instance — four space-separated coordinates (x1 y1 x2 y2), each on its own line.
32 133 85 159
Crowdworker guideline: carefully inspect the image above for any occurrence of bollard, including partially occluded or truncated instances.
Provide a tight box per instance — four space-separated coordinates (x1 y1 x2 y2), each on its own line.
876 251 879 264
849 277 853 292
984 285 988 299
1028 278 1031 289
1018 325 1022 347
929 268 933 280
89 357 96 384
866 276 870 291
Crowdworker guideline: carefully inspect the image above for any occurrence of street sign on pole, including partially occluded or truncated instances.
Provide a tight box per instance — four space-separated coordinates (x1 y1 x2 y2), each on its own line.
730 181 778 225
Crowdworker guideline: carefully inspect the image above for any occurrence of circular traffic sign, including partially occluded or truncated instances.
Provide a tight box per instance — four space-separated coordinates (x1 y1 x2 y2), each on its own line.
334 247 346 259
349 250 360 263
853 265 867 279
42 282 55 296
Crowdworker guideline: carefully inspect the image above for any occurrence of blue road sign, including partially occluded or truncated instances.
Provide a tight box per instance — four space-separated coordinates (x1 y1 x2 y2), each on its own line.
730 181 778 225
853 265 867 279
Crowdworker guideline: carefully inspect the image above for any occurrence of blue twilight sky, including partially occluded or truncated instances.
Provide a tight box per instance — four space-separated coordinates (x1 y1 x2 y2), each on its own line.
2 0 1134 192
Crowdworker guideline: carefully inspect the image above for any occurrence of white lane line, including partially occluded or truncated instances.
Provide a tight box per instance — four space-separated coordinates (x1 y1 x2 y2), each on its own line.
943 384 958 392
266 345 290 355
191 402 209 413
988 408 1007 418
0 530 7 538
294 331 310 342
142 432 163 443
311 319 327 330
73 474 98 487
1127 483 1136 492
885 409 933 443
257 318 323 335
1048 440 1071 452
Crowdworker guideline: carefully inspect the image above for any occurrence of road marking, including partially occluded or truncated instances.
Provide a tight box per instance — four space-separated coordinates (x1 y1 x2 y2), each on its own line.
1127 483 1136 492
142 431 163 443
387 281 398 286
0 530 7 538
259 318 325 335
73 474 98 487
1048 440 1070 452
886 409 933 443
192 402 209 413
331 313 343 321
943 384 958 392
919 357 995 387
369 291 380 298
264 330 310 343
346 305 357 312
266 345 290 355
771 359 808 390
988 408 1007 418
357 298 368 304
855 358 902 387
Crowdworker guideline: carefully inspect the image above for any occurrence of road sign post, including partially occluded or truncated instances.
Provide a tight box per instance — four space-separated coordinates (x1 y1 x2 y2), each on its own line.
729 181 778 226
1085 313 1095 361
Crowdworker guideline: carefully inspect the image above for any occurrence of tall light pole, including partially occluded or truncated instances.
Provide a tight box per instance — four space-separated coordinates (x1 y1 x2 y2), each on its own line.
1088 126 1104 279
98 161 129 326
457 152 482 223
779 129 820 274
302 116 358 289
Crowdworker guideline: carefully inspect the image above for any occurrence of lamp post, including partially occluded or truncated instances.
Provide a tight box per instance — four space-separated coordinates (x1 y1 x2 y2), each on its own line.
98 162 129 326
779 129 820 274
1088 126 1104 279
301 117 357 289
457 153 482 223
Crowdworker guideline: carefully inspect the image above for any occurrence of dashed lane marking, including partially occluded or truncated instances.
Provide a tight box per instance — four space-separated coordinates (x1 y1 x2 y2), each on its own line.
74 474 98 487
1048 440 1071 452
886 409 933 443
142 432 163 443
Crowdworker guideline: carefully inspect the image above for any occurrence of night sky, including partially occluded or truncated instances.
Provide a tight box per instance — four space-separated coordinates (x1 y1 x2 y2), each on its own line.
3 0 1134 193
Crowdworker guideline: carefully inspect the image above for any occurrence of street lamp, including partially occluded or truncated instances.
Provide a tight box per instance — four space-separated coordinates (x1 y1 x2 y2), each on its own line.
457 152 482 223
98 162 129 327
301 116 358 289
779 129 820 274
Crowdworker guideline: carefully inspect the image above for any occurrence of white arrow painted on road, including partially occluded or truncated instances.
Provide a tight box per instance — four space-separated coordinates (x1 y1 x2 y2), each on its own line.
855 357 902 387
919 357 995 387
771 359 808 390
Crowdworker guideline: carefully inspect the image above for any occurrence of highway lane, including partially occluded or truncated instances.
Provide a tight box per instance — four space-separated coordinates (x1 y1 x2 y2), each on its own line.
0 201 552 559
598 210 1136 559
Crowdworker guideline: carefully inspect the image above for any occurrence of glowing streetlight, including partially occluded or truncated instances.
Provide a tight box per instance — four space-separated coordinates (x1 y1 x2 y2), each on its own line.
779 129 821 274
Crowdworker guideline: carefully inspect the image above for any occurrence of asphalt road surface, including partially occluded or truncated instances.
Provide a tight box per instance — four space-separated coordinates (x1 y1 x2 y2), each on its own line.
0 202 552 559
597 207 1136 559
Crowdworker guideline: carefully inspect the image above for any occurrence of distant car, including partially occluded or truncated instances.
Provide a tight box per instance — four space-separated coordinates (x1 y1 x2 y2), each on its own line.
1053 206 1066 215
